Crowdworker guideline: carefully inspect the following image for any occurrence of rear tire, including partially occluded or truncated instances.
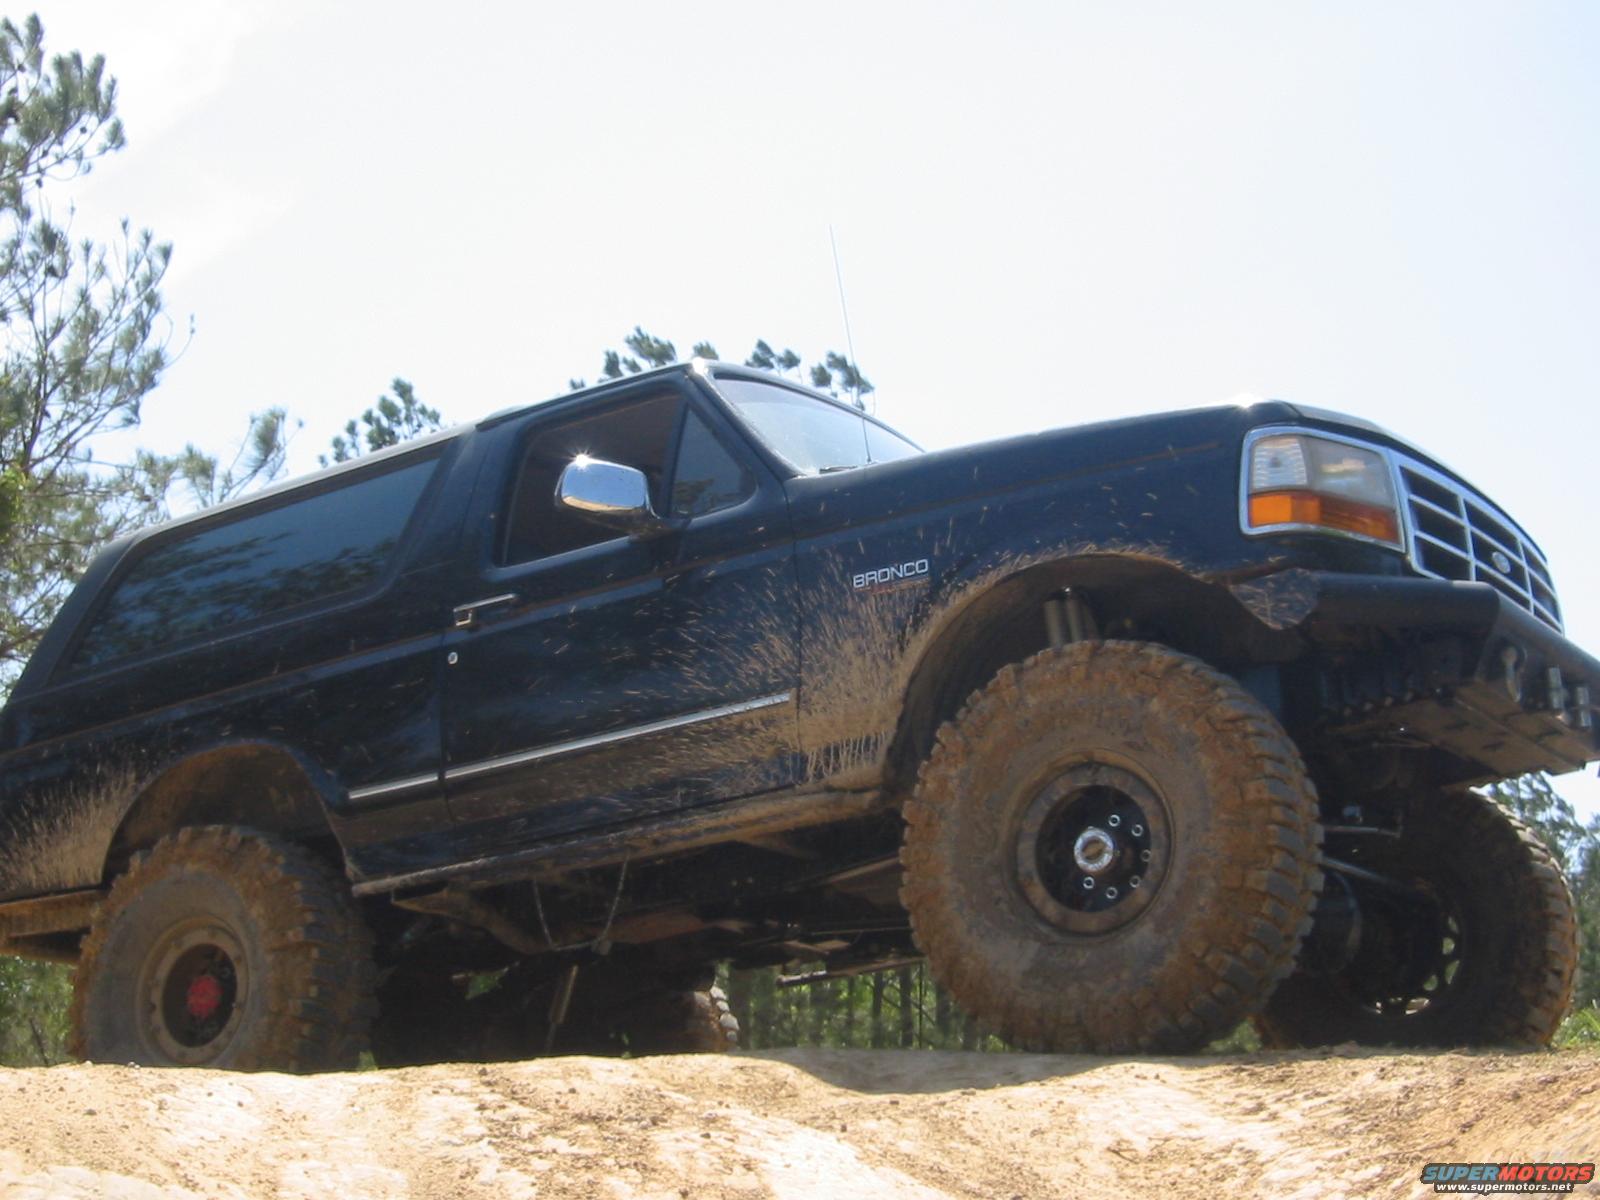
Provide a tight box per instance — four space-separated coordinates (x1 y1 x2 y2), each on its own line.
1254 789 1577 1048
552 966 740 1056
901 641 1322 1053
70 827 375 1071
605 984 740 1054
371 964 739 1063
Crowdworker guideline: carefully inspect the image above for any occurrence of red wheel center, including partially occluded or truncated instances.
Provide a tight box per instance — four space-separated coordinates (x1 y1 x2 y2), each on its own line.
185 973 224 1021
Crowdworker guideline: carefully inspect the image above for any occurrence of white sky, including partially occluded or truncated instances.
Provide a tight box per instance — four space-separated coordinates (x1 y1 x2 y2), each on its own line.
29 1 1600 818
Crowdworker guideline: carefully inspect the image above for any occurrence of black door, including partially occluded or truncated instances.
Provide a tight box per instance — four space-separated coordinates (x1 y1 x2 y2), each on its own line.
440 381 799 853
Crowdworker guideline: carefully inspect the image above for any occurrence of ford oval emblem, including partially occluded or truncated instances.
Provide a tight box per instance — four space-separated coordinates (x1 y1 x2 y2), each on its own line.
1491 549 1514 574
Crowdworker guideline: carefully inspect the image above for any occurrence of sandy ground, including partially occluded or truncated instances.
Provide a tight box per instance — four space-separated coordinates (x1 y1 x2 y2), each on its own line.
0 1048 1595 1200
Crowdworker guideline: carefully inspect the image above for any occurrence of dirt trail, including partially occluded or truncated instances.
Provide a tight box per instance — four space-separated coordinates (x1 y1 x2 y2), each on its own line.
0 1048 1594 1199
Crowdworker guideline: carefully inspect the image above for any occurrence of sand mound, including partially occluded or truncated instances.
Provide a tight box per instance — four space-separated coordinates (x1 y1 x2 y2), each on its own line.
0 1048 1594 1199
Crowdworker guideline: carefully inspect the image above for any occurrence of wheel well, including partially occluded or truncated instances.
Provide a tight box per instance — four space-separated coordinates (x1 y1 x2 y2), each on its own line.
106 742 333 877
884 554 1279 792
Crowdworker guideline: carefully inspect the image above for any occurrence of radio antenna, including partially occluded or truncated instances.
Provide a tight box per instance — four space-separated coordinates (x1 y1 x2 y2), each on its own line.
828 224 864 411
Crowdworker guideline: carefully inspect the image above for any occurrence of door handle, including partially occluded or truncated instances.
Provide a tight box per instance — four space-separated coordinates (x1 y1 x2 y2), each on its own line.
452 593 519 628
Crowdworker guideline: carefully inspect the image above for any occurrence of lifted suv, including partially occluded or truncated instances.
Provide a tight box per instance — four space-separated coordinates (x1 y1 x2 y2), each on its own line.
1 363 1594 1068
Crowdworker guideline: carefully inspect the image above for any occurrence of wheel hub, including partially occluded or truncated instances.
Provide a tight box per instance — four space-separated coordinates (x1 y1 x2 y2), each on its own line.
185 973 225 1021
1013 759 1171 935
1072 827 1117 873
139 920 248 1065
1346 881 1462 1019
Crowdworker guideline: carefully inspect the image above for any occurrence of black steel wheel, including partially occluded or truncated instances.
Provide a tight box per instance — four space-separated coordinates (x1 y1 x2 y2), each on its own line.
1013 760 1170 935
1255 789 1577 1048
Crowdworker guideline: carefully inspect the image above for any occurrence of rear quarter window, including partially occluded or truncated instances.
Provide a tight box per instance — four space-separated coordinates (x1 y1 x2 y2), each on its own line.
70 457 437 670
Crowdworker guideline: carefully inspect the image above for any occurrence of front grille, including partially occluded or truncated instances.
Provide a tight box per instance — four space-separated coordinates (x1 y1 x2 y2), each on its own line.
1397 458 1562 631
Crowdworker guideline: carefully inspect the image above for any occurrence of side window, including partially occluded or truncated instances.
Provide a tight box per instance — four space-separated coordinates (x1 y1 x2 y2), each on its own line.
864 419 920 464
671 409 755 517
502 391 683 564
72 457 437 669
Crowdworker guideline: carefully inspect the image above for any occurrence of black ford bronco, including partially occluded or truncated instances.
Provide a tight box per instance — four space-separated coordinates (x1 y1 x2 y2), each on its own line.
1 361 1594 1069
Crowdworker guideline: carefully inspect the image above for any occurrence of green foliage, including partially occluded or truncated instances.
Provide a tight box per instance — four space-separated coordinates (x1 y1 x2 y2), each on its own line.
571 327 874 410
0 15 295 1061
0 15 124 202
1488 774 1597 870
1203 1022 1262 1054
619 326 676 371
744 339 801 375
719 970 1246 1055
323 378 442 466
0 14 180 684
722 963 1009 1052
1554 1002 1600 1048
0 461 20 537
589 326 679 382
134 407 295 513
0 958 69 1065
809 351 873 407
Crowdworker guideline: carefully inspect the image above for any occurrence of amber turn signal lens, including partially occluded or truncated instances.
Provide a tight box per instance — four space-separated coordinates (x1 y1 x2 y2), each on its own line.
1248 490 1400 545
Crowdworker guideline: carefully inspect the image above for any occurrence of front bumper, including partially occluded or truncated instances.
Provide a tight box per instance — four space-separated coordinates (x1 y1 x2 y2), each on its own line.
1289 573 1599 779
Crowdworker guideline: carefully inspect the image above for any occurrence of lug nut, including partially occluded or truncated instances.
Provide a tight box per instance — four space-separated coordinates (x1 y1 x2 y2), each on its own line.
1107 814 1121 828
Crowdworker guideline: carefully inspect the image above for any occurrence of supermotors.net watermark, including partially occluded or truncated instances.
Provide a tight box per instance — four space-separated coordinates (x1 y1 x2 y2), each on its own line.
1421 1163 1595 1194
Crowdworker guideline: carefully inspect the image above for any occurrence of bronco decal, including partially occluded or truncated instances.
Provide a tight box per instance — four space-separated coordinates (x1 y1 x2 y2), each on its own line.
853 558 931 594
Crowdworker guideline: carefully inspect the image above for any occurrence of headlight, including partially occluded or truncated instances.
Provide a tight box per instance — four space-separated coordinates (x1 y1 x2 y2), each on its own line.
1244 432 1402 547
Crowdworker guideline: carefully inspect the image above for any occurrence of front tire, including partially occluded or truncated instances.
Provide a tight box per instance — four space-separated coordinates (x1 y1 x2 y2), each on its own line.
901 641 1322 1053
1254 790 1577 1048
70 827 375 1071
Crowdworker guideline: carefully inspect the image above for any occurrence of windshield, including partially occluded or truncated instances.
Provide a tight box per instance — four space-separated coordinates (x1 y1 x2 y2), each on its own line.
712 377 920 474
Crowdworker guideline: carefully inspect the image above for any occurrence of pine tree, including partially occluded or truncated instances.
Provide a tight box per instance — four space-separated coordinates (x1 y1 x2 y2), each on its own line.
570 327 874 410
324 378 443 466
0 15 180 685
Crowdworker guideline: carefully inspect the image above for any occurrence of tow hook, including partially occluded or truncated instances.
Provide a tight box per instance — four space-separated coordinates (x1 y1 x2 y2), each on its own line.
1500 648 1594 731
1544 666 1595 730
1575 684 1594 731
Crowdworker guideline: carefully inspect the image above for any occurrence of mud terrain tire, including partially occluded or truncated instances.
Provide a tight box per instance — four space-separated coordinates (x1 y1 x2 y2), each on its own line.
372 966 739 1063
550 970 741 1057
614 985 741 1054
901 641 1322 1053
1255 790 1577 1048
70 826 375 1071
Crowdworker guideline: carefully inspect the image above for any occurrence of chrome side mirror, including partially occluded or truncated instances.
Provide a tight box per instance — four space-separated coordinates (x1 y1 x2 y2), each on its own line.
556 456 671 536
